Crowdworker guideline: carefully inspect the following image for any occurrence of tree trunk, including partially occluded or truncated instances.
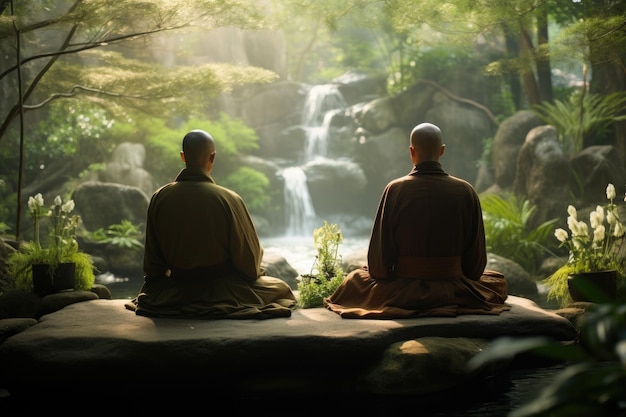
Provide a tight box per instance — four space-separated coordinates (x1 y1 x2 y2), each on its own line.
535 5 553 103
586 0 626 161
519 28 541 106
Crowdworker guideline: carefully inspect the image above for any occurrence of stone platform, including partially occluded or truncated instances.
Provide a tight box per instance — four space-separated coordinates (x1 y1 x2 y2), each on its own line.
0 295 576 410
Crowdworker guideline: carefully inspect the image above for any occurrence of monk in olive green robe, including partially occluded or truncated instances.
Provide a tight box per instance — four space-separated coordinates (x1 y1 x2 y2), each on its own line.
126 130 296 319
323 123 510 319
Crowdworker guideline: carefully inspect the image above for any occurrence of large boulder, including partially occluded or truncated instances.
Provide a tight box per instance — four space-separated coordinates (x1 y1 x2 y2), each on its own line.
570 145 626 206
0 296 576 400
492 110 543 189
512 125 570 228
72 181 149 233
97 142 156 197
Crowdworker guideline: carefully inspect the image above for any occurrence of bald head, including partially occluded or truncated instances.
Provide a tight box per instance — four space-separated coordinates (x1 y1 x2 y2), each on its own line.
409 123 445 163
181 129 216 169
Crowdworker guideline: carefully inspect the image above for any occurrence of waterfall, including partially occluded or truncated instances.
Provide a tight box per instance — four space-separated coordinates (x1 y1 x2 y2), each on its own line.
280 84 347 237
280 167 317 236
302 84 348 126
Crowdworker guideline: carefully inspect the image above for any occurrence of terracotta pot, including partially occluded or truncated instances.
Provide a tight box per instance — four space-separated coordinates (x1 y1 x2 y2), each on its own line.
32 262 76 296
567 270 617 303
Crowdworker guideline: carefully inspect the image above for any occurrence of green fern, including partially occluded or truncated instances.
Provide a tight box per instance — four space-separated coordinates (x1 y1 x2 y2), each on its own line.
481 192 558 275
532 91 626 155
91 220 143 250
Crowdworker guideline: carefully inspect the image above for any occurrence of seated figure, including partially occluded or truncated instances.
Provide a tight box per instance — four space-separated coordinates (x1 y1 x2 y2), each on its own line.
127 129 296 319
324 123 510 319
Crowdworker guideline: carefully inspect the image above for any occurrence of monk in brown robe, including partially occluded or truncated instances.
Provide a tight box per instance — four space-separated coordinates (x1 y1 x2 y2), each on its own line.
323 123 510 318
126 129 296 319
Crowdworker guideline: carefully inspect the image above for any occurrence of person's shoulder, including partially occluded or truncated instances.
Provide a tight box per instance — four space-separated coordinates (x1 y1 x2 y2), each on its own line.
151 182 175 197
445 174 479 193
448 174 475 188
386 174 413 187
213 183 245 201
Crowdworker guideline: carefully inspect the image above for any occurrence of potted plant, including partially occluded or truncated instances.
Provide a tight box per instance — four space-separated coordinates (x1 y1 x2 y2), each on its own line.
6 193 95 295
543 183 626 307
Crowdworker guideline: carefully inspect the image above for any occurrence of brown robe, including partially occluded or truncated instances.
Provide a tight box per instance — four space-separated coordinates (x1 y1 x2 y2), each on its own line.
323 161 510 318
126 167 296 319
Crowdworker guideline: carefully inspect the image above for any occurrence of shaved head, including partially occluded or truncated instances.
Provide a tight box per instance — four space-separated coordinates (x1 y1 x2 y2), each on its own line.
181 129 216 168
410 123 444 162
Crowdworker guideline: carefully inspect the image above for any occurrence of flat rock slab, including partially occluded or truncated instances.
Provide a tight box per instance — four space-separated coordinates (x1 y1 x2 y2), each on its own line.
0 295 575 397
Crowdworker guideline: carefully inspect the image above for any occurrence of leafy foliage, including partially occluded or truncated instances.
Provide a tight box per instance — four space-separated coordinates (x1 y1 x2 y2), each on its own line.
481 192 558 275
90 220 144 251
297 221 344 308
141 114 261 185
532 91 626 155
222 167 271 212
467 303 626 417
7 241 95 292
297 273 344 309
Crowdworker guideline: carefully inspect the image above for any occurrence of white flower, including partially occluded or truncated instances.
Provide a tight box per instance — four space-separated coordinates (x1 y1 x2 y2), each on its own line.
61 200 75 213
593 224 605 244
607 210 617 225
567 216 578 233
567 205 577 219
590 210 602 229
595 205 604 223
28 193 44 211
554 228 568 243
614 222 624 238
607 183 616 200
53 195 62 207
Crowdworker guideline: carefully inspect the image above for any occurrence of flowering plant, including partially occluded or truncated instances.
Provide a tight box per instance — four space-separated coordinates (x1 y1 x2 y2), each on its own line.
7 193 95 291
28 193 81 262
555 184 625 272
544 183 626 306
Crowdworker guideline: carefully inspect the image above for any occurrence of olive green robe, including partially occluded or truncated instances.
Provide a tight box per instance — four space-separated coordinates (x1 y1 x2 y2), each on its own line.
127 167 296 319
324 161 510 318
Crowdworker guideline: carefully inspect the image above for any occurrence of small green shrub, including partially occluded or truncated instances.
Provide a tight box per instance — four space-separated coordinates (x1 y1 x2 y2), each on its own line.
297 221 345 308
90 220 143 250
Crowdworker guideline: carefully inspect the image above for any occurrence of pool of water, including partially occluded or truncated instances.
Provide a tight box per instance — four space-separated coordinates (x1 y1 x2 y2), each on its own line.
0 363 567 414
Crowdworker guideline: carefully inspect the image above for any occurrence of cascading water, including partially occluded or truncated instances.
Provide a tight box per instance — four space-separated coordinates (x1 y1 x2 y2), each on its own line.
279 84 348 237
281 166 317 236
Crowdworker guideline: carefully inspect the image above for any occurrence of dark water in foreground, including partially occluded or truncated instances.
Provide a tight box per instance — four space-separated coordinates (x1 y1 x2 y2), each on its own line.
0 363 566 414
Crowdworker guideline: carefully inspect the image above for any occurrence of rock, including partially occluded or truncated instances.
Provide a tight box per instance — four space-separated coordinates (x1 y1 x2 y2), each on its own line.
512 125 570 227
39 290 99 317
0 318 37 345
0 295 576 398
90 284 112 300
261 249 300 289
358 337 501 395
0 290 41 319
486 253 538 298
